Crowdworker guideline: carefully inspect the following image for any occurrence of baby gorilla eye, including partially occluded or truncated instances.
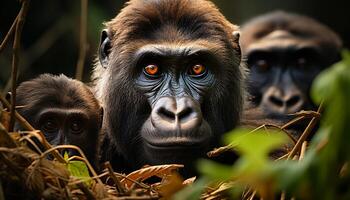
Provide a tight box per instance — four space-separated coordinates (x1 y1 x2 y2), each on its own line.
297 57 307 68
42 119 58 133
188 64 206 77
144 64 160 76
70 121 83 134
255 59 269 72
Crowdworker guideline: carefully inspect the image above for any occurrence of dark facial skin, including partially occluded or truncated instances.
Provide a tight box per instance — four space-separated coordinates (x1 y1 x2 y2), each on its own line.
16 74 103 167
241 11 342 121
94 0 244 176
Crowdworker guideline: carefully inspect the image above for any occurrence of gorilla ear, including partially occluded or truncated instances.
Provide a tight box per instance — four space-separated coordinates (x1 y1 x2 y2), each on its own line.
232 31 242 58
99 29 112 68
232 31 240 43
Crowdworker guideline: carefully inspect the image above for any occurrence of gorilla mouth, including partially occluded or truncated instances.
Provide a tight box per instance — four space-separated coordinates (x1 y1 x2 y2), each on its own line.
141 117 213 150
142 134 212 167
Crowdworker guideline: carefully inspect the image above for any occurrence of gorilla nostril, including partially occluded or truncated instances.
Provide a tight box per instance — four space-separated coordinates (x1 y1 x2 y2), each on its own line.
269 96 284 107
158 107 176 121
286 95 301 107
178 107 193 121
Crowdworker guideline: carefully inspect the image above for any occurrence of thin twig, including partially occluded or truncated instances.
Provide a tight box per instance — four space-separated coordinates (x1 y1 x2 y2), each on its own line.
0 15 19 53
76 182 96 200
19 135 43 153
264 124 297 144
248 190 257 200
2 17 70 96
281 116 305 129
113 172 152 191
117 196 159 200
280 192 286 200
75 0 88 80
288 110 321 119
299 141 308 161
0 93 35 131
287 103 323 159
64 186 73 200
9 0 30 132
105 162 126 195
0 179 4 200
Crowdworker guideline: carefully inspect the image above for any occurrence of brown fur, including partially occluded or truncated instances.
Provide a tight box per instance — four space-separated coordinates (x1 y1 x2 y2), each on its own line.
16 74 103 167
93 0 245 174
240 11 342 63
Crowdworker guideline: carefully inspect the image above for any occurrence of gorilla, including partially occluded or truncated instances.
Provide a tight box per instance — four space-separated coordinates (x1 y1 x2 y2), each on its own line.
93 0 244 175
15 74 103 167
240 11 342 129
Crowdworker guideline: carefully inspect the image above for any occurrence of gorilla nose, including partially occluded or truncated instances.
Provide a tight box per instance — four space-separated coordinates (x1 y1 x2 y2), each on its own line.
263 88 304 114
151 97 202 132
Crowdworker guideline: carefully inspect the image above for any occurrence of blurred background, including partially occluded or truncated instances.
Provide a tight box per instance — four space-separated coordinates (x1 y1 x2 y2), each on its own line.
0 0 349 92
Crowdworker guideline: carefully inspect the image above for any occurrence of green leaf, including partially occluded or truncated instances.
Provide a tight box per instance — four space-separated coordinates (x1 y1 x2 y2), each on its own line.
224 128 288 169
197 159 233 180
63 151 69 161
67 160 92 186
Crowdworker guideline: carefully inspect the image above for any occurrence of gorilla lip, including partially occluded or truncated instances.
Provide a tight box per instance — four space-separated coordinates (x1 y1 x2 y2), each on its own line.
144 136 210 149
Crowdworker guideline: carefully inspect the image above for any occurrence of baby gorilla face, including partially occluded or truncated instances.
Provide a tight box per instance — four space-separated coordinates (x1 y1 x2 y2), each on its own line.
15 74 103 167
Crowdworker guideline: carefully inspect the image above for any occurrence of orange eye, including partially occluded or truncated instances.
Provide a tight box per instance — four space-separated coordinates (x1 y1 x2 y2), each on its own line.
189 64 206 76
144 64 159 76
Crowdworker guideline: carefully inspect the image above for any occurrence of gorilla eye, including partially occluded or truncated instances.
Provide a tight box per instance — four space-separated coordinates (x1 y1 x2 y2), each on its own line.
70 121 83 134
188 64 206 76
42 120 58 133
144 64 160 76
297 57 307 68
255 59 269 72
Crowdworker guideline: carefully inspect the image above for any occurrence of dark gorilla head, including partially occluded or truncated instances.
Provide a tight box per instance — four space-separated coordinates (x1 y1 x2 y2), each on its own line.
240 11 342 119
16 74 103 167
93 0 244 174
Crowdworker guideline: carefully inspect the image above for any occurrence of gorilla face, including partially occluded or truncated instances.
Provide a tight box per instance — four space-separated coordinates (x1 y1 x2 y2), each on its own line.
241 11 342 119
16 74 103 167
94 0 244 174
134 44 218 164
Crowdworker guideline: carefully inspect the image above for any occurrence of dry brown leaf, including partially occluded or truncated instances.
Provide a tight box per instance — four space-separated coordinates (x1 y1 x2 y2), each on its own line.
92 182 109 199
202 182 235 200
183 176 196 185
158 172 184 199
121 164 183 188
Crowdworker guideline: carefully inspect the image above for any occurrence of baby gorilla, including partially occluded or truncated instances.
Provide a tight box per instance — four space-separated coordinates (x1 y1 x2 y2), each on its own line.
15 74 103 167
